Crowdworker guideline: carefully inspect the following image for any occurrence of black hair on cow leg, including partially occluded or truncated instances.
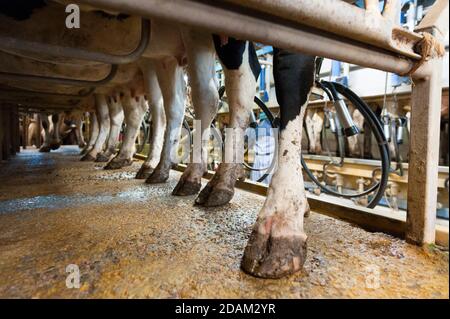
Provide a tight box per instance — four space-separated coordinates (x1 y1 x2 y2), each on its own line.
51 114 59 124
273 48 316 130
0 0 47 21
41 119 49 130
212 36 261 80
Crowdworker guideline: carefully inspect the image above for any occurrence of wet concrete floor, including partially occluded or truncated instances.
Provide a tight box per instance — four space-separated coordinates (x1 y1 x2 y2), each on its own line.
0 146 448 298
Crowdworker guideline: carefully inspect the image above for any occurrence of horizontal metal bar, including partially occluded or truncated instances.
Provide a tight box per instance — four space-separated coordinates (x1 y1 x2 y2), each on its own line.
0 96 80 107
0 19 150 65
76 0 416 75
1 101 76 109
218 0 422 59
0 86 95 98
0 64 118 87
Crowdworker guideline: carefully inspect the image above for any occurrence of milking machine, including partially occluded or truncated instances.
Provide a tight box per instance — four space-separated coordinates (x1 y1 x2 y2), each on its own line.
300 81 390 208
151 60 391 208
227 76 390 208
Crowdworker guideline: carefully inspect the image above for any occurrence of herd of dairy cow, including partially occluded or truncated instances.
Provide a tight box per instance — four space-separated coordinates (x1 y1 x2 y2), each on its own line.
0 0 401 279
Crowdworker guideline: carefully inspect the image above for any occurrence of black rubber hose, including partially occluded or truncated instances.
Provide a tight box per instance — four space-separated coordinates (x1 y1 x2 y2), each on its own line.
302 82 381 199
305 81 390 208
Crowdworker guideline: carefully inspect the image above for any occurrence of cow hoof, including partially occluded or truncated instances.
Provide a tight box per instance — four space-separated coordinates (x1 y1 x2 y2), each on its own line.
145 169 169 184
104 158 133 170
80 153 96 162
241 227 307 279
172 179 201 196
135 165 154 180
194 184 212 205
80 147 91 156
304 200 311 218
198 188 233 207
95 153 111 163
50 143 61 150
39 146 51 153
79 142 87 149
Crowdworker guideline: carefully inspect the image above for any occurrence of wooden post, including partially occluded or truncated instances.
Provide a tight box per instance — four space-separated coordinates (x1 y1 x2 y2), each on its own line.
1 106 12 160
406 0 448 244
406 58 443 245
22 114 29 150
35 113 42 148
11 106 20 154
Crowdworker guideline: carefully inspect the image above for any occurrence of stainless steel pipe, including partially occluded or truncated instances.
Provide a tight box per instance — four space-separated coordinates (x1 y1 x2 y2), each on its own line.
76 0 416 75
219 0 422 59
0 19 150 65
0 64 118 87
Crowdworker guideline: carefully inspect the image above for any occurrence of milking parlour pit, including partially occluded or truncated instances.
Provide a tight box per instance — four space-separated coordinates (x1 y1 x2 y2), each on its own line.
0 0 448 312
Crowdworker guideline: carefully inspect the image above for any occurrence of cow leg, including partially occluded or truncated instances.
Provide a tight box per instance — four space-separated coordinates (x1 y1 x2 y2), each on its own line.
242 50 316 279
173 30 219 195
81 112 99 156
39 114 51 152
305 109 323 154
27 122 36 147
136 60 166 179
73 113 87 149
365 0 379 13
347 108 365 157
49 114 62 150
195 39 259 206
105 93 147 169
146 58 185 183
81 94 110 161
28 114 40 147
96 94 124 162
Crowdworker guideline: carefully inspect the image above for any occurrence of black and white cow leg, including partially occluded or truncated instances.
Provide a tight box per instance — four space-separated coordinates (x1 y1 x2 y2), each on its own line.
49 113 62 150
81 95 110 162
136 60 165 180
196 38 260 206
242 50 316 279
146 58 185 184
80 112 99 156
96 94 124 163
105 93 147 170
73 113 87 149
39 113 51 152
173 30 219 196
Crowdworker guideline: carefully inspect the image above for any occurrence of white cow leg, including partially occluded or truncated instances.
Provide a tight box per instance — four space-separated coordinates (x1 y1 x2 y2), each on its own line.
81 112 99 156
173 30 219 195
39 113 51 152
145 58 185 183
81 94 110 161
49 113 63 150
96 94 124 163
73 112 87 149
196 40 256 206
364 0 379 13
105 93 147 169
242 50 315 278
136 60 166 179
347 108 365 157
305 109 323 154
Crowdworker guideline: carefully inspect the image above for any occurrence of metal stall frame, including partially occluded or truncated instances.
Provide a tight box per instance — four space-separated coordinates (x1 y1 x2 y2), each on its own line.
0 18 150 108
74 0 448 246
0 0 446 245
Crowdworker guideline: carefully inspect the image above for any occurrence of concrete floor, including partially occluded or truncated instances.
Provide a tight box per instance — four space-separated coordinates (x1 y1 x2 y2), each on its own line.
0 146 448 298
